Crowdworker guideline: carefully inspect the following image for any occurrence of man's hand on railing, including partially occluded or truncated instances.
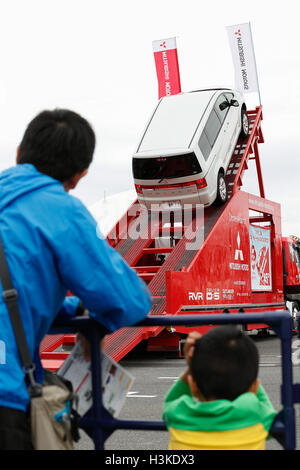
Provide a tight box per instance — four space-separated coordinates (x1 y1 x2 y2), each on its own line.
76 332 106 362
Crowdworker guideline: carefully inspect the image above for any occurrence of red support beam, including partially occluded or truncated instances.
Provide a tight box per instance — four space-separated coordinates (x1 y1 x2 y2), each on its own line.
233 106 265 196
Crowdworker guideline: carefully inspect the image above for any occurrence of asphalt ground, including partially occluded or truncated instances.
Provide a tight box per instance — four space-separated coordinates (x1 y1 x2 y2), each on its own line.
75 331 300 451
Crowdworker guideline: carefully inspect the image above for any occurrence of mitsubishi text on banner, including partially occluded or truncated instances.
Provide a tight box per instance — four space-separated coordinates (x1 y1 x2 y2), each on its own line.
226 23 260 99
152 37 181 99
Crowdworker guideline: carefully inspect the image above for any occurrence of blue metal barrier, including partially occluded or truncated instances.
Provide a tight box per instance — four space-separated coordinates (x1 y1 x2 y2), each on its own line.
52 310 296 450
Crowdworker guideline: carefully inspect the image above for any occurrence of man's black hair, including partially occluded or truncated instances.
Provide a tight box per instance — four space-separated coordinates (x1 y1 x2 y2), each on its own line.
18 109 96 182
190 326 259 401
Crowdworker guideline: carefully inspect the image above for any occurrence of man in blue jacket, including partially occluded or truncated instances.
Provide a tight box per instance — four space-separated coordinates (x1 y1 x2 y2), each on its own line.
0 109 152 449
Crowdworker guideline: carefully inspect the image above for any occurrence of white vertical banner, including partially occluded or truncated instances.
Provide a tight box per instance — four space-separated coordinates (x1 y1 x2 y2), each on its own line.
226 22 261 101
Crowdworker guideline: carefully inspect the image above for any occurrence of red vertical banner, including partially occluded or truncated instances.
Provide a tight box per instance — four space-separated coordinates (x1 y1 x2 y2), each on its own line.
152 37 181 99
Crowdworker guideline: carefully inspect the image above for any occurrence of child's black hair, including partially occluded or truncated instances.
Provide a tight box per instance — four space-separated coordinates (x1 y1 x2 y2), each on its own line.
190 326 259 401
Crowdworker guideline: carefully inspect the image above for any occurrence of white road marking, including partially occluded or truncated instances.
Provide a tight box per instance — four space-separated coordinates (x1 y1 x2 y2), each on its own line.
259 364 278 367
127 391 157 398
158 377 179 380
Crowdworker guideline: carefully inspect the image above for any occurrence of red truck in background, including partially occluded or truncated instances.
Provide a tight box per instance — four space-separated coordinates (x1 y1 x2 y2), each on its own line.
283 235 300 325
161 191 300 337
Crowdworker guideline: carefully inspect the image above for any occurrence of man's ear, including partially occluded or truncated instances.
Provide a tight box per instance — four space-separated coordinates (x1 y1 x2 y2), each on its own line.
64 168 88 191
16 146 21 164
248 379 260 395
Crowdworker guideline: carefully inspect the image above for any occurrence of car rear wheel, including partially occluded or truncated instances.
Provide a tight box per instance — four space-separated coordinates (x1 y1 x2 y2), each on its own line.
216 172 228 205
240 109 249 139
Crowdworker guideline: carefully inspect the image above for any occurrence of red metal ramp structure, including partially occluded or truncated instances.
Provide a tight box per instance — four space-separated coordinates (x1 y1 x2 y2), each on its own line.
41 106 273 368
102 105 272 360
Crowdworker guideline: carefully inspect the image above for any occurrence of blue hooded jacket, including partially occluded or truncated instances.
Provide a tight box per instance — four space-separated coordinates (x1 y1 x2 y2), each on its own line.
0 164 151 411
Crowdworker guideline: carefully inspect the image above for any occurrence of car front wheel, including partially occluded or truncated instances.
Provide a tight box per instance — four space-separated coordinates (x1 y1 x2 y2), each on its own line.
215 172 228 205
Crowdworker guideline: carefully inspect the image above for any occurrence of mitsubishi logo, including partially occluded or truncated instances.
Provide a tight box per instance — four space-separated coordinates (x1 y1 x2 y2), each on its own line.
234 232 244 261
235 29 241 37
160 41 167 48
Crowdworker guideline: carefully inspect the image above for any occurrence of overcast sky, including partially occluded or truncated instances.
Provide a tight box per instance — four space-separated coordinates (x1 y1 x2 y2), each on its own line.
0 0 299 236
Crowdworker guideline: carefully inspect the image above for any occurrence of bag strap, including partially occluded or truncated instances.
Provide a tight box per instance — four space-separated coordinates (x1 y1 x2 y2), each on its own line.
0 234 42 397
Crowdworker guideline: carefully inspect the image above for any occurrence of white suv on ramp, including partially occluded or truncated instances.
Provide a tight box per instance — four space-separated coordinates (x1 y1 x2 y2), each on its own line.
133 88 249 210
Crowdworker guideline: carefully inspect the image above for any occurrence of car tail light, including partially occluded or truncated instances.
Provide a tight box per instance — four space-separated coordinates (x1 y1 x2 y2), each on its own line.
135 184 143 194
195 178 207 189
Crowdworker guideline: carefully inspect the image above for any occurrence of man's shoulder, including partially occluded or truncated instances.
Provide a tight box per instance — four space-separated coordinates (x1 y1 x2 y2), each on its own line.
38 186 95 229
0 164 97 237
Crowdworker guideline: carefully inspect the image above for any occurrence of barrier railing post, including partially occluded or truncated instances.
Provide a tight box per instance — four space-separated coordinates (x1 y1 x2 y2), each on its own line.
280 314 295 450
89 327 105 450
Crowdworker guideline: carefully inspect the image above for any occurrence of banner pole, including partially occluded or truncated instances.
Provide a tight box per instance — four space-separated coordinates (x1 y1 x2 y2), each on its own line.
248 22 262 106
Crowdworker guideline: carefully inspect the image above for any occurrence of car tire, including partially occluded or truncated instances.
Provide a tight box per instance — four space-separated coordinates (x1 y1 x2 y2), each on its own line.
215 172 228 205
240 109 249 139
291 301 300 331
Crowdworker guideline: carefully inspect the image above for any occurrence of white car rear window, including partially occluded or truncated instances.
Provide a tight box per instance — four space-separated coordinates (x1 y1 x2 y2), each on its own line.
137 91 216 152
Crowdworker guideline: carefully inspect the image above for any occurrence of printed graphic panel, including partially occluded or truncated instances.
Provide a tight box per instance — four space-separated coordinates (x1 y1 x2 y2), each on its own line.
250 225 272 291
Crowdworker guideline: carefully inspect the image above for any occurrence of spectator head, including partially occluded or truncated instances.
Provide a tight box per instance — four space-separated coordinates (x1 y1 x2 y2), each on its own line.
17 109 96 190
189 326 259 401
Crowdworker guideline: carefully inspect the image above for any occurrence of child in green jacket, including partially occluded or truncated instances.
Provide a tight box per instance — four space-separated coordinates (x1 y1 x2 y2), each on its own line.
163 326 277 450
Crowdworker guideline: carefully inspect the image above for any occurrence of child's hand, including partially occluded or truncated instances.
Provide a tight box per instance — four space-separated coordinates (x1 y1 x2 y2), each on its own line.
184 331 202 365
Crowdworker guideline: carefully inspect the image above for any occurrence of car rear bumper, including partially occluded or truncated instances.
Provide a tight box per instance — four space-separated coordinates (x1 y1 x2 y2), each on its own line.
137 187 214 209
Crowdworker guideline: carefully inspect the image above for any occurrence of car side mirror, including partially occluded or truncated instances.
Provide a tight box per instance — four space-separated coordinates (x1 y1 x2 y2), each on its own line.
219 101 229 111
230 99 239 107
